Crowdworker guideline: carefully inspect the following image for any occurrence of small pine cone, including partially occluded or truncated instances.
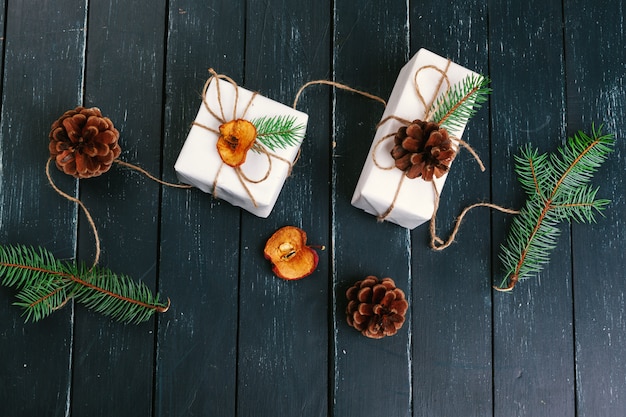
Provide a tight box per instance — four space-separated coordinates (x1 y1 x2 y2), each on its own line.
346 276 409 339
49 106 121 178
390 119 456 181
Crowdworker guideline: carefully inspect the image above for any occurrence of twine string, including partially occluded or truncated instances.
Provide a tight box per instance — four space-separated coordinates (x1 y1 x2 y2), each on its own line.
47 156 192 269
114 160 193 188
415 63 452 121
46 158 101 269
293 79 387 110
429 181 520 250
195 70 298 208
375 61 453 222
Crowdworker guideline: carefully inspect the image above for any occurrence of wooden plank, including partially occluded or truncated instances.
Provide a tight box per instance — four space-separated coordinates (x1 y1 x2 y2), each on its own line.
235 0 332 415
332 2 412 416
0 1 86 415
563 1 626 415
154 2 245 416
488 0 575 416
69 1 166 415
407 2 493 416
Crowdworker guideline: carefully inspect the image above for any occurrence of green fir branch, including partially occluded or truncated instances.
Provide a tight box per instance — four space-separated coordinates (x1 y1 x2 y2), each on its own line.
0 244 169 323
251 115 305 152
497 126 615 290
432 74 491 132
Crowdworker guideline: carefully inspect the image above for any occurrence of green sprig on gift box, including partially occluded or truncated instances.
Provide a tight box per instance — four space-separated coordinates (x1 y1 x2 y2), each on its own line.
252 114 305 152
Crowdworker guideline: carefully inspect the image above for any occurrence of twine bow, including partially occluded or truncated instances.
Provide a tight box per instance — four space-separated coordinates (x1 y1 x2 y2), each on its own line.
362 61 517 250
192 69 295 208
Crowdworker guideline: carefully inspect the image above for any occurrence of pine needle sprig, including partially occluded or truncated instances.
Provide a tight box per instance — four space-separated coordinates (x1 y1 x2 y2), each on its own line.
73 265 169 324
251 115 305 152
432 74 491 132
497 126 615 290
0 244 169 323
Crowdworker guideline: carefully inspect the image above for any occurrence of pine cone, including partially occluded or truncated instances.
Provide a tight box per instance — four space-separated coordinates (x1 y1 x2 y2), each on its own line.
49 106 121 178
345 276 408 339
390 119 456 181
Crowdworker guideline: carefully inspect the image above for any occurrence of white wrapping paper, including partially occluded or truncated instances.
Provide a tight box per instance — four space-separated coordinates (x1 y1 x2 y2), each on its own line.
175 76 308 218
351 48 479 229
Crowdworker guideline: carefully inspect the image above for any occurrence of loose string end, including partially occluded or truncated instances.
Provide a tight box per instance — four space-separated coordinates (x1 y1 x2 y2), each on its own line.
45 158 101 269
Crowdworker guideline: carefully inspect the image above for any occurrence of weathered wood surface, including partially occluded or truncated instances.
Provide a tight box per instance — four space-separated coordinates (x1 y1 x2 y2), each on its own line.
0 1 624 416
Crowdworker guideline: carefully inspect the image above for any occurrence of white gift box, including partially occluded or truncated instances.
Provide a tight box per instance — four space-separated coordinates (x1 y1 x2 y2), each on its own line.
175 75 308 218
351 48 480 229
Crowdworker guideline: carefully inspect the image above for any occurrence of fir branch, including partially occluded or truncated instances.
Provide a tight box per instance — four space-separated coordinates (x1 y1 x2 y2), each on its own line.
432 74 491 132
0 244 169 323
72 265 169 324
251 115 305 152
497 126 615 290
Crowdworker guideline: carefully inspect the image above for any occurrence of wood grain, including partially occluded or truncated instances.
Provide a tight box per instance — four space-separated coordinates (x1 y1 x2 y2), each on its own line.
564 1 626 415
488 0 575 416
0 1 85 415
70 1 166 415
236 0 331 415
408 1 493 416
155 1 245 415
333 1 412 416
0 1 624 416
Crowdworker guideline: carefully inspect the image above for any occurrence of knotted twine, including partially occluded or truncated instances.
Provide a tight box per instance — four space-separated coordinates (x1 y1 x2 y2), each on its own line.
293 62 518 251
192 69 297 208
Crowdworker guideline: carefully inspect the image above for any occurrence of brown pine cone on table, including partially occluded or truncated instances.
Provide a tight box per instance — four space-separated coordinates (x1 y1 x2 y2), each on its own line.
49 106 121 178
391 119 456 181
346 276 409 339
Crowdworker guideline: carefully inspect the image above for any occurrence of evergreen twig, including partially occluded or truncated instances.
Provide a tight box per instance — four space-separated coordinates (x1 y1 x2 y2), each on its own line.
432 74 491 131
0 244 169 323
252 115 305 152
496 126 614 290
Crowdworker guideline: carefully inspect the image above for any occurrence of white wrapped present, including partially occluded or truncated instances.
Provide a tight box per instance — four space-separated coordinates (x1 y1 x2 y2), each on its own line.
351 48 482 229
175 70 308 218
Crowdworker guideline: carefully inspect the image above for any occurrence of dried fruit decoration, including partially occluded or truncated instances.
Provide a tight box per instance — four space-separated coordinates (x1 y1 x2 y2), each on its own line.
346 276 408 339
264 226 319 280
49 106 121 178
391 119 456 181
216 119 258 167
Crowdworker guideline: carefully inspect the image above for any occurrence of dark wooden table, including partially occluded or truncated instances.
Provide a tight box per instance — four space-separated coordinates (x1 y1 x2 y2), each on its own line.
1 1 624 416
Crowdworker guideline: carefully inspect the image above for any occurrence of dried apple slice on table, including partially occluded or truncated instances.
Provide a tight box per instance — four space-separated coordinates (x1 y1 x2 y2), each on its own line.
264 226 319 280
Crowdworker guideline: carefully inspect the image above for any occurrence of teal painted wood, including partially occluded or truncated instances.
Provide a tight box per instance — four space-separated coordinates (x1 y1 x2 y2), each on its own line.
0 1 625 416
70 1 167 415
564 0 626 415
332 1 412 416
235 0 332 415
155 1 245 415
408 2 493 416
0 1 86 416
488 0 575 416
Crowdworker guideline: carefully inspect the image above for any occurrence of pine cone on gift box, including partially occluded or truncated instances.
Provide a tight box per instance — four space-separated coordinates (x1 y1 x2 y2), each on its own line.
49 106 121 178
391 119 456 181
346 276 409 339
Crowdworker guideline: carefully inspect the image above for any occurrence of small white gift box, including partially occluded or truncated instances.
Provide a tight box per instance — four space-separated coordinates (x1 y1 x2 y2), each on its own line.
351 48 480 229
175 72 308 218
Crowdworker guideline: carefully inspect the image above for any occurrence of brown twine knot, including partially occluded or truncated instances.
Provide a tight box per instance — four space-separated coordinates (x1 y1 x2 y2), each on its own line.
293 58 518 252
192 69 296 208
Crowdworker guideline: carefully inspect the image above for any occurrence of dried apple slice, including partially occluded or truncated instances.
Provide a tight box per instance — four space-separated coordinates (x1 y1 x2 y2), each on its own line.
216 119 257 167
264 226 319 280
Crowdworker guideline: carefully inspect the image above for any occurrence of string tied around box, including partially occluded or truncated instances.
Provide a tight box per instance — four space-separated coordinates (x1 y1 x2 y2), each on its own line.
192 69 303 208
293 61 518 251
